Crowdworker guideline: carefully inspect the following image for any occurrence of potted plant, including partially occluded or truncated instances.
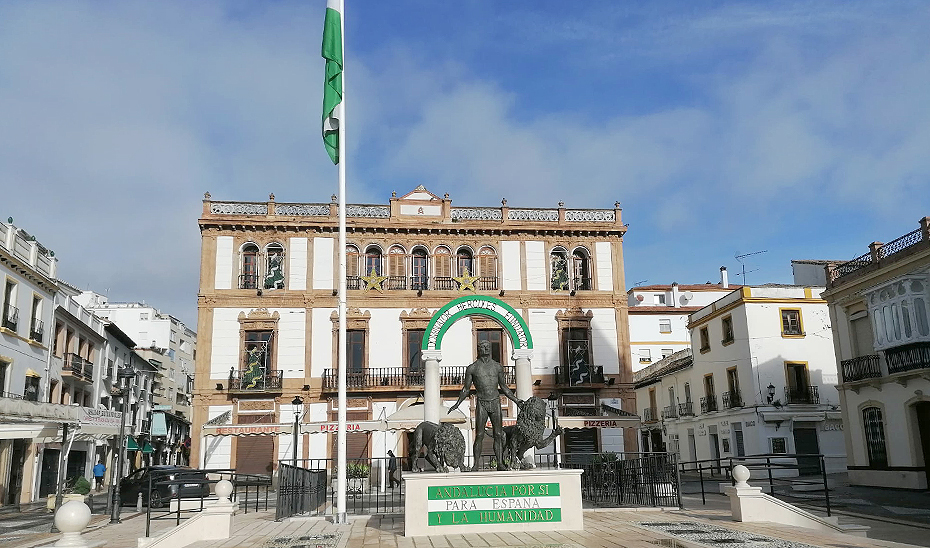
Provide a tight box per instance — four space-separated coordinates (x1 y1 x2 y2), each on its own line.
46 476 92 512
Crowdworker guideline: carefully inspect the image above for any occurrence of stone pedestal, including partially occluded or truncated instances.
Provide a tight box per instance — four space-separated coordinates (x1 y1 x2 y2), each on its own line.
403 469 583 537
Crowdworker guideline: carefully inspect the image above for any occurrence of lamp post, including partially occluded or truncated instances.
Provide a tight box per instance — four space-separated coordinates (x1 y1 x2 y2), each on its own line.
291 396 304 466
547 392 559 468
110 365 135 523
766 383 776 404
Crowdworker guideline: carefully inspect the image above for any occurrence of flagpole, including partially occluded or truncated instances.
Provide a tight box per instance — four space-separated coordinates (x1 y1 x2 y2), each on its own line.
335 0 348 525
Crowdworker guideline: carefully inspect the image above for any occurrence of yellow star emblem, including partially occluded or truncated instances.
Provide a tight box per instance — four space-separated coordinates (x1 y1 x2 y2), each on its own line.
361 268 388 292
453 269 480 292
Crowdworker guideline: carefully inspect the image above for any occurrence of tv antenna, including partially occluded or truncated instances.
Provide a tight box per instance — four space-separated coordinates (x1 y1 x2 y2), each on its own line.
735 250 766 286
633 280 648 287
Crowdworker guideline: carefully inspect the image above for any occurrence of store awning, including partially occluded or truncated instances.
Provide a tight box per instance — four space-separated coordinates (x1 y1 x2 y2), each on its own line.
126 437 154 452
385 403 467 430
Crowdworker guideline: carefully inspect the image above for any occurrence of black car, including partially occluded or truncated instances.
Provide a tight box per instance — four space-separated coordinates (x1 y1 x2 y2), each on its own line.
119 466 211 508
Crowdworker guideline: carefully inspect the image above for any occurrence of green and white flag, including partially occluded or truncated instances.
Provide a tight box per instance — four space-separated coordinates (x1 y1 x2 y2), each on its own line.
321 0 343 165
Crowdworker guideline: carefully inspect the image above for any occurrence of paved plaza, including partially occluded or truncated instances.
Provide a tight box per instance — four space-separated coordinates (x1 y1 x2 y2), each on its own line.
1 504 927 548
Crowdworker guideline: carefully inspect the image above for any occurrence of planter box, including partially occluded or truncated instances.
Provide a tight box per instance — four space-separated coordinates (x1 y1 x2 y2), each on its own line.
331 477 370 496
46 493 86 512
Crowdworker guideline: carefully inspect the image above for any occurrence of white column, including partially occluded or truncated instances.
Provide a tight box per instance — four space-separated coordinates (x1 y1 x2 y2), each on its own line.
422 350 442 425
513 349 534 465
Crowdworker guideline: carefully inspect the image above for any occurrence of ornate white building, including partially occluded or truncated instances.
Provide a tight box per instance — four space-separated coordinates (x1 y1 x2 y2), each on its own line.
192 187 640 476
823 216 930 488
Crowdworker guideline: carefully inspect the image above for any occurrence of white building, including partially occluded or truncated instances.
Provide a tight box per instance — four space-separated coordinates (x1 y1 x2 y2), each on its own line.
634 285 846 475
628 267 736 373
75 294 195 466
822 216 930 489
0 219 119 505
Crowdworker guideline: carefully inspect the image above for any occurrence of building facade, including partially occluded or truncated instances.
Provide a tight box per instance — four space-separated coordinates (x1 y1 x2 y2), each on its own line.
192 188 638 476
634 285 846 474
628 268 735 373
822 216 930 489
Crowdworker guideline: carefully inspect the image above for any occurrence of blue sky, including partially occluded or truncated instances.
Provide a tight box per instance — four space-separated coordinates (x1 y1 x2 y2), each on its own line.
2 1 929 327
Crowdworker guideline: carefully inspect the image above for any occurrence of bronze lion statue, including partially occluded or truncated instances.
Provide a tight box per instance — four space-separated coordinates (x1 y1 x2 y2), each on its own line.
408 421 466 473
503 396 562 470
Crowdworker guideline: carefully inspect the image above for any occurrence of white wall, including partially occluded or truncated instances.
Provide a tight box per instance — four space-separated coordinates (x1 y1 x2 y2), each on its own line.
288 237 308 291
524 241 546 291
202 405 233 469
590 309 620 374
594 242 613 292
209 307 306 379
312 237 334 290
214 236 233 290
501 240 522 291
528 310 558 373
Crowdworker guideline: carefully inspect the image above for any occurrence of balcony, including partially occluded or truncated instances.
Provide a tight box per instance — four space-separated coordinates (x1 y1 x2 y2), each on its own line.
553 364 605 386
1 305 18 331
722 390 743 409
29 319 44 343
477 276 498 291
321 365 516 392
63 353 93 382
678 401 695 416
385 276 407 290
642 407 659 423
239 274 259 289
661 405 678 419
228 368 283 393
885 342 930 375
432 277 455 291
700 395 717 413
841 354 882 382
784 386 819 405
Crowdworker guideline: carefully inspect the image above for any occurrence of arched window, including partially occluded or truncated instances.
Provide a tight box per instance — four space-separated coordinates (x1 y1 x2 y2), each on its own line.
263 243 286 290
862 406 887 468
346 245 361 289
240 243 260 289
478 247 498 291
411 247 429 290
434 246 452 290
550 247 569 291
364 245 383 276
456 247 474 277
572 248 591 291
388 245 406 290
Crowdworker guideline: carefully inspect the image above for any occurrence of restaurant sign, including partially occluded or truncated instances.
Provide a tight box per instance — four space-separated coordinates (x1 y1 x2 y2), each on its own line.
427 482 561 526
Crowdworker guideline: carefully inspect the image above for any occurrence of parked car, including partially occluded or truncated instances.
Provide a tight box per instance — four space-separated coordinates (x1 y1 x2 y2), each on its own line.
119 466 211 508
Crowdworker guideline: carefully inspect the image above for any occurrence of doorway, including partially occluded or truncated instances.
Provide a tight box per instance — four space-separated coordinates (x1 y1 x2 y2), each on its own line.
7 440 27 504
792 425 821 475
915 402 930 484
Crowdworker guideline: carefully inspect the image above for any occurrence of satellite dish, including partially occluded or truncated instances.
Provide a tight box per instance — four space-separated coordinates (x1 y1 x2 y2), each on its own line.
636 294 644 302
683 291 693 300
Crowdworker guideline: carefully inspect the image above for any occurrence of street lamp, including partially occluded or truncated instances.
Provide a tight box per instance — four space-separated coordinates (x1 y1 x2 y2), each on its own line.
766 383 776 404
110 365 136 524
547 392 559 468
291 396 304 466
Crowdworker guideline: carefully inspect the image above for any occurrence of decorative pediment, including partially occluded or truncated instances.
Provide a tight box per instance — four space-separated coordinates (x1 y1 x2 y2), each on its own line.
556 308 594 320
399 185 441 202
330 307 371 330
238 309 280 330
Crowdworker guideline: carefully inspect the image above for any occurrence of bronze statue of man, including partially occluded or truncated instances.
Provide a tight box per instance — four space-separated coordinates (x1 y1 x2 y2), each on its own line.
449 340 524 471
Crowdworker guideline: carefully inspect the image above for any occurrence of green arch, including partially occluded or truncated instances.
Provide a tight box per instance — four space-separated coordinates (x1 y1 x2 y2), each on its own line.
422 295 533 352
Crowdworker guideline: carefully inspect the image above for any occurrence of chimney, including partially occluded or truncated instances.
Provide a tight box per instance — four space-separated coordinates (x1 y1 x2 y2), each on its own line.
720 266 729 288
671 282 680 308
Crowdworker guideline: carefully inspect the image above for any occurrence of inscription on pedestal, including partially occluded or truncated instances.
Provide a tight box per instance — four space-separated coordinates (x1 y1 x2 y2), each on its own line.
427 482 562 526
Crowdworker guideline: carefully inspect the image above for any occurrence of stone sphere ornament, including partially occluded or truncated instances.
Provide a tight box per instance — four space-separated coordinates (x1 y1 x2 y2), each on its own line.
53 500 91 547
732 465 751 487
215 479 233 501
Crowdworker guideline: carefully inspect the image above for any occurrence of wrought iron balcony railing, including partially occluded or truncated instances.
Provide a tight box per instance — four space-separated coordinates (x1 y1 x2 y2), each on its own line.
29 319 44 343
321 365 516 391
1 305 18 331
662 405 678 419
784 386 819 405
678 401 695 416
885 342 930 375
228 368 283 392
64 353 93 381
239 274 259 289
410 276 429 290
642 407 659 423
722 390 743 409
841 354 882 382
700 395 717 413
553 364 605 386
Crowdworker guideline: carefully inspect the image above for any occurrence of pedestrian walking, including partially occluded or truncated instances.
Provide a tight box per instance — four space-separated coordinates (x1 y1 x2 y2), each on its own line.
93 460 106 492
388 450 401 488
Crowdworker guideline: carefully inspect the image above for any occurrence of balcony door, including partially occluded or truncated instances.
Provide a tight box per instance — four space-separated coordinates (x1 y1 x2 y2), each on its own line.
347 330 365 374
477 329 504 364
786 363 810 401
